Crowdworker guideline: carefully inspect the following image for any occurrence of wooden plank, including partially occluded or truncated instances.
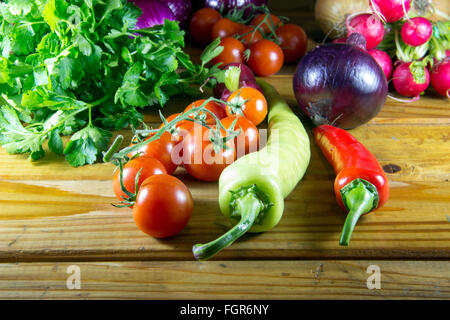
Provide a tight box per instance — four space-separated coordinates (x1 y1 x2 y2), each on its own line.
0 260 448 299
0 173 449 261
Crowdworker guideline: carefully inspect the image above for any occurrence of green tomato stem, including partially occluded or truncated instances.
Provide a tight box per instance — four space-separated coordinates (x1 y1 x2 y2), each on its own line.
192 188 264 261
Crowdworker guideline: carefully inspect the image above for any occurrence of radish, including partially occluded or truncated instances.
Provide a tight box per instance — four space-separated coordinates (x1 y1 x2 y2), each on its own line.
392 62 430 97
400 17 433 47
369 0 411 23
430 59 450 97
368 49 393 80
347 14 384 50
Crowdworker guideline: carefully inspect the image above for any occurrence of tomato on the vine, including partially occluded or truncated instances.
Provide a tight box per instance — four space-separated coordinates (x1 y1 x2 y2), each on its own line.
236 25 263 47
250 13 282 34
133 174 193 238
189 8 222 45
212 18 244 39
113 156 167 202
275 24 308 63
221 116 259 157
247 39 284 76
159 113 195 143
182 125 236 182
184 99 227 125
128 132 178 174
226 87 268 126
212 37 245 66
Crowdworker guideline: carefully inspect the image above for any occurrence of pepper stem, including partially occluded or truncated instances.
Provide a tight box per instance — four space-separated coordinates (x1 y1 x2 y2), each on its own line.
339 178 379 246
192 189 264 261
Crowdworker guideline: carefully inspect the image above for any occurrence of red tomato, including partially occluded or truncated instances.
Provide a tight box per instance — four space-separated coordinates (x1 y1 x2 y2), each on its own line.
275 24 308 63
113 156 167 202
226 87 268 126
159 113 195 143
184 99 227 125
189 8 222 46
182 125 236 182
221 116 259 157
212 37 245 66
236 25 263 47
133 174 193 238
247 40 284 76
212 18 244 39
128 132 178 175
250 13 282 34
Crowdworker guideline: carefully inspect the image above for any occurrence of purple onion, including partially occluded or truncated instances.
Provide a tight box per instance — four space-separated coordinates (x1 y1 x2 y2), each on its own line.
293 42 388 129
199 0 268 15
132 0 176 29
166 0 192 27
213 63 256 98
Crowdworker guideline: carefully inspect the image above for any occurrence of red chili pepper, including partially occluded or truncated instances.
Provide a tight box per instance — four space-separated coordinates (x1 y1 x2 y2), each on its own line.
313 124 389 246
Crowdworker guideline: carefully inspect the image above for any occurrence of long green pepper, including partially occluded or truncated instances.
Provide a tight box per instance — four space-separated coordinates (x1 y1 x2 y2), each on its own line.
193 79 311 261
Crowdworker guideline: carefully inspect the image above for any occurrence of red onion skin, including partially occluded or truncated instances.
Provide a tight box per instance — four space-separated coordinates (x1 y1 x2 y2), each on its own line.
132 0 176 29
199 0 268 14
293 43 388 129
166 0 192 27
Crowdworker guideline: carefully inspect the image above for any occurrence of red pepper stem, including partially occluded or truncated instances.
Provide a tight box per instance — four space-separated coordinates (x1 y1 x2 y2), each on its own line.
339 178 379 246
192 187 264 261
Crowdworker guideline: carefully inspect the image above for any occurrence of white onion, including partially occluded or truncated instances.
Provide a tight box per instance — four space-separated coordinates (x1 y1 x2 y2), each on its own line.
315 0 369 40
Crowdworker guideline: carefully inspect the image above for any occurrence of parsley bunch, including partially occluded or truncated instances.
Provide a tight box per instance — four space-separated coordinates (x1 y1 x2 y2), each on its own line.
0 0 221 166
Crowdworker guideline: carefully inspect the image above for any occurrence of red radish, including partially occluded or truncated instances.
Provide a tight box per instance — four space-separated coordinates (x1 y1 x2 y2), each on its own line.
347 14 384 50
393 62 430 97
368 49 393 79
400 17 432 47
430 59 450 97
369 0 411 23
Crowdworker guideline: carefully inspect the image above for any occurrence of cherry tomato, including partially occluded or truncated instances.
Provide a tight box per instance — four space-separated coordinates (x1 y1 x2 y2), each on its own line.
236 25 263 47
247 40 284 76
133 174 193 238
226 87 268 126
182 125 236 182
221 116 259 157
113 156 167 202
128 132 178 175
189 8 222 45
275 24 308 63
212 37 245 66
184 99 227 125
212 18 244 39
159 113 195 143
250 13 282 34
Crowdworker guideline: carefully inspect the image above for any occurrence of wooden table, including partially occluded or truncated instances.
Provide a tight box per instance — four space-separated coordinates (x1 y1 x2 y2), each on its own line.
1 3 449 301
0 66 449 299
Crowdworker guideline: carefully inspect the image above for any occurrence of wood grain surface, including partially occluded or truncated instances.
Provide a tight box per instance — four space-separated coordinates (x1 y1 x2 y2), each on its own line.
0 1 449 299
1 74 449 263
0 260 448 299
